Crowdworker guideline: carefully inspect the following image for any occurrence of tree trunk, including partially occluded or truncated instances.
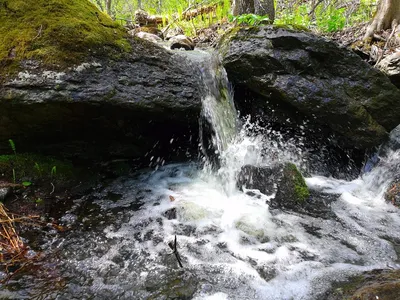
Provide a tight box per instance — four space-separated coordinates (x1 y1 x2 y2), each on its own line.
364 0 400 40
254 0 275 23
232 0 255 16
232 0 274 22
106 0 112 16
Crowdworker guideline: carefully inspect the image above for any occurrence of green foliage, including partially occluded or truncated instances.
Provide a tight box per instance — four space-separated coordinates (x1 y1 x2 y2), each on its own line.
275 0 377 33
0 153 75 183
315 6 346 32
275 4 311 28
229 14 270 26
8 139 16 156
51 166 57 178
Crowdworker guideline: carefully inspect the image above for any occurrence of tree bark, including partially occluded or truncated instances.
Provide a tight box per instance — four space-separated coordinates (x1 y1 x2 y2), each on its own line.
232 0 274 22
106 0 112 16
232 0 255 16
364 0 400 40
254 0 275 22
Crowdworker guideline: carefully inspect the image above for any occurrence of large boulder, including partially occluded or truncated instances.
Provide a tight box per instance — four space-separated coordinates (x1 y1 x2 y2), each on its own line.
219 26 400 150
0 0 202 163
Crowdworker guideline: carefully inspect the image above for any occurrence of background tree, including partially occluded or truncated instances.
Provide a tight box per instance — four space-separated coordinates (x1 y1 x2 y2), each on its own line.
364 0 400 39
232 0 275 22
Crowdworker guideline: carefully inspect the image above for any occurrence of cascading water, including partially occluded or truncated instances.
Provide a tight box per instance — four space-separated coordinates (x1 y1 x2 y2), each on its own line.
2 53 400 300
197 53 238 167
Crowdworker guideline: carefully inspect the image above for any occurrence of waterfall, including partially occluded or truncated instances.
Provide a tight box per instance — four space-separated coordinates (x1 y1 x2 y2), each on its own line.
197 53 238 165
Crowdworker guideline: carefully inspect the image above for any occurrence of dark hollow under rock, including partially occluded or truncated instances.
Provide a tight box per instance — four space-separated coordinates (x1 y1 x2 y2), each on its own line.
0 39 202 164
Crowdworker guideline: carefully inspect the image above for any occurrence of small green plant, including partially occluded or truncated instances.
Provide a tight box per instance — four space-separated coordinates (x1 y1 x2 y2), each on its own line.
22 181 32 187
35 198 43 204
315 6 346 32
34 162 42 176
8 139 16 156
12 169 16 184
229 14 270 26
50 166 57 178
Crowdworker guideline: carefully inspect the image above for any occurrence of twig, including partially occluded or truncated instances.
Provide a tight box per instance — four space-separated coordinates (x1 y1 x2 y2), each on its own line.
50 182 55 195
308 0 324 17
32 24 43 40
168 235 183 268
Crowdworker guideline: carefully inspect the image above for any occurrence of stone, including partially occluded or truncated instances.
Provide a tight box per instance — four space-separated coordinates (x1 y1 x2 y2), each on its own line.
385 178 400 207
325 269 400 300
220 26 400 151
131 31 162 43
237 162 311 212
377 51 400 89
237 164 279 195
0 39 202 163
170 35 195 51
0 0 202 165
273 162 310 209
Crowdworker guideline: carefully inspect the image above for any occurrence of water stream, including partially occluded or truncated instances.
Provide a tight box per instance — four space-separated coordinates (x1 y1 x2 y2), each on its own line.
2 52 400 299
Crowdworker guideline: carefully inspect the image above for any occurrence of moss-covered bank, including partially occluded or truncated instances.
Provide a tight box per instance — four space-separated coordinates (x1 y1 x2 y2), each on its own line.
0 0 130 81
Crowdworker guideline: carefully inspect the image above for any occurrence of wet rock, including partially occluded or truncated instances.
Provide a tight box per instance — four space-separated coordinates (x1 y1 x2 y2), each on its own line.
0 39 202 163
326 269 400 300
237 163 312 212
377 51 400 89
385 178 400 207
273 162 310 209
220 26 400 150
145 270 198 299
132 31 162 43
170 35 195 50
163 207 177 220
236 164 279 195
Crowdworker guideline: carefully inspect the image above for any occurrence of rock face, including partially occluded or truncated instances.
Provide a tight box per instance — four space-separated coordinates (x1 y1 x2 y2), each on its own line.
0 40 202 162
220 26 400 150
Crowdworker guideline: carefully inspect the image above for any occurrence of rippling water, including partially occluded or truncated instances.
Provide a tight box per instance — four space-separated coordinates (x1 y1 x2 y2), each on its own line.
3 124 397 300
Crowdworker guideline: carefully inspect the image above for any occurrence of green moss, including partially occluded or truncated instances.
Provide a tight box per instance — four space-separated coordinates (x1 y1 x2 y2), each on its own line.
284 163 310 203
0 153 75 182
328 270 400 300
274 24 310 32
0 0 131 80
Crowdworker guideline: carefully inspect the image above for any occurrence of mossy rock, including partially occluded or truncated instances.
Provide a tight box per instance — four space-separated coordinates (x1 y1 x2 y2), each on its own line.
0 153 76 183
0 0 131 81
327 269 400 300
273 162 310 208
